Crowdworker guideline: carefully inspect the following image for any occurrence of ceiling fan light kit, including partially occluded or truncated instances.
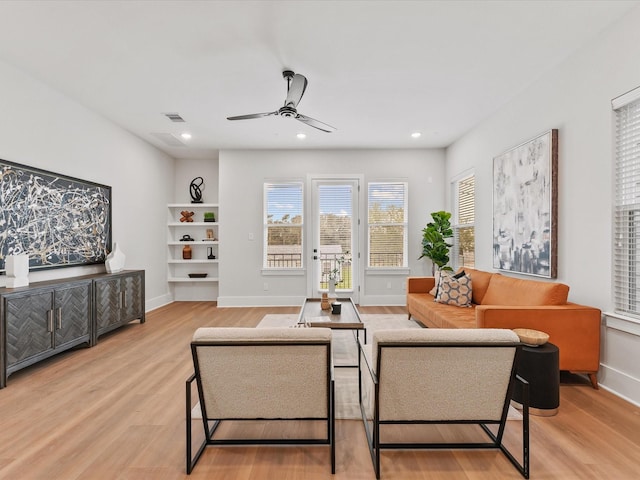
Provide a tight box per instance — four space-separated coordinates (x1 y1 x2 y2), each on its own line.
227 70 336 133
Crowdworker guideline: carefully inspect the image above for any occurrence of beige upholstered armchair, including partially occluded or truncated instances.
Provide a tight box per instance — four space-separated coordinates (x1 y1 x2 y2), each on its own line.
186 327 335 474
358 328 529 479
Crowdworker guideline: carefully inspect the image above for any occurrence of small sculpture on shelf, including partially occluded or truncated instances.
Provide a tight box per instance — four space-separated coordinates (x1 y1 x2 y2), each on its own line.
189 177 204 204
180 210 194 222
182 244 192 260
207 247 216 260
204 212 216 222
202 229 217 241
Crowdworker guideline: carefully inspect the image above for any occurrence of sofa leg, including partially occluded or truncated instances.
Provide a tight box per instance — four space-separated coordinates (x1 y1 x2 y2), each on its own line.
588 373 599 389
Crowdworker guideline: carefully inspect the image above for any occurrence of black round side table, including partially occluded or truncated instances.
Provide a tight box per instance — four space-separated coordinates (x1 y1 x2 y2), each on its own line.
512 342 559 416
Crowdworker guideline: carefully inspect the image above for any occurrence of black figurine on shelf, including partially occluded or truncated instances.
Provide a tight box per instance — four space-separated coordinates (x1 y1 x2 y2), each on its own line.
190 177 204 204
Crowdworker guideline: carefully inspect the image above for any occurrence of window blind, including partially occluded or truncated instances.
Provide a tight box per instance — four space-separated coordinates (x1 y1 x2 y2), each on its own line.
367 182 407 268
318 184 352 254
264 182 303 268
453 175 475 268
613 95 640 316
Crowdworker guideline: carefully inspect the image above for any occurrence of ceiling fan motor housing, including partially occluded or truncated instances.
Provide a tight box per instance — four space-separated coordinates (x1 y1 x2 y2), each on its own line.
279 106 297 117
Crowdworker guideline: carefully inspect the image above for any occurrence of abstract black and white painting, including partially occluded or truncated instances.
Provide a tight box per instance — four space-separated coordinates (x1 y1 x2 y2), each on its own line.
493 130 558 278
0 159 111 273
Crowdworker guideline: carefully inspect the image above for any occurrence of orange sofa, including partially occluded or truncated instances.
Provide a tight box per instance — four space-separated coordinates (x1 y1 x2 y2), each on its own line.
407 268 602 388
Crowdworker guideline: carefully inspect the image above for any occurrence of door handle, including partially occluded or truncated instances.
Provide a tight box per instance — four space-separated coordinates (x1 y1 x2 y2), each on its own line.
56 307 62 330
47 310 54 332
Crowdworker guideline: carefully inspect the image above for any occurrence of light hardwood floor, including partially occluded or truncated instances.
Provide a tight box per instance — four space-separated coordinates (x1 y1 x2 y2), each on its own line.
1 301 639 479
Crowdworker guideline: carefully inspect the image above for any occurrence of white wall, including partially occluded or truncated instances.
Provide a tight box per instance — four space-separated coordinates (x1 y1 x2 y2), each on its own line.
445 7 640 405
0 59 175 310
218 149 445 307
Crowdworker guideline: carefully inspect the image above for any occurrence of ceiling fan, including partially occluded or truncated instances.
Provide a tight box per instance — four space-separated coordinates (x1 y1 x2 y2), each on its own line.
227 70 336 133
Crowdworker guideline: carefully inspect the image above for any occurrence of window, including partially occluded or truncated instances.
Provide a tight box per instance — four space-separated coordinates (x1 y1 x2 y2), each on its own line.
613 86 640 317
452 174 475 269
367 182 408 268
264 182 303 269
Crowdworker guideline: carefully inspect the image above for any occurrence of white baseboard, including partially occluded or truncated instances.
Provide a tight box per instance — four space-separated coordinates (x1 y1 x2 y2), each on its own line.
599 363 640 408
145 292 173 312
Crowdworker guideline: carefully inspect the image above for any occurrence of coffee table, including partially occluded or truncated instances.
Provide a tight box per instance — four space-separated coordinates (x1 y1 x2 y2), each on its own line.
297 297 365 367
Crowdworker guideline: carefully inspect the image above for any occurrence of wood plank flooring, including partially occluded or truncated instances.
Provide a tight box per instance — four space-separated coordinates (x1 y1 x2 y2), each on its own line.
0 301 639 479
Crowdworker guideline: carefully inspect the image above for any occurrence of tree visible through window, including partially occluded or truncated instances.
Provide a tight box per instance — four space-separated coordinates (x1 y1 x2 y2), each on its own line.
264 182 303 268
368 182 407 268
453 175 475 269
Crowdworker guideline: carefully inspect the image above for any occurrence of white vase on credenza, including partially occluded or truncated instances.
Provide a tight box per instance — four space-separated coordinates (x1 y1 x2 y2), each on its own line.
5 254 29 288
105 243 126 273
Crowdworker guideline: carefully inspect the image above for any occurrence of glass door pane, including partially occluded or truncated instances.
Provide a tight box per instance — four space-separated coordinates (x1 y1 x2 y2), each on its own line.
311 179 358 301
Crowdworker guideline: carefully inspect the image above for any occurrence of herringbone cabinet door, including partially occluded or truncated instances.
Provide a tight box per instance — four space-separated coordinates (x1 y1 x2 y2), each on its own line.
6 292 53 366
123 273 143 320
95 278 121 331
54 283 91 348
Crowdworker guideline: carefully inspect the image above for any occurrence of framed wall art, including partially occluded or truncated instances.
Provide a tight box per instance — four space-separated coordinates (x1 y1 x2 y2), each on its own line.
0 159 112 273
493 129 558 278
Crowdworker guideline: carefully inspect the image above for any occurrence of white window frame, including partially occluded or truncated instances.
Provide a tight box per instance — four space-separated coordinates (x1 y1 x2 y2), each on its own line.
366 181 408 270
263 181 304 273
612 86 640 318
451 172 475 270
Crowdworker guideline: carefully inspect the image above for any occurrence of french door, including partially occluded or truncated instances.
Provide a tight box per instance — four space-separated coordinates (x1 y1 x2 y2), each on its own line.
310 177 360 303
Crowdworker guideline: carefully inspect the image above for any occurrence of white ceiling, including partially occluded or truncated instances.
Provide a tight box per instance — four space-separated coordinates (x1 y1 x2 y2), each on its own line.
0 0 637 159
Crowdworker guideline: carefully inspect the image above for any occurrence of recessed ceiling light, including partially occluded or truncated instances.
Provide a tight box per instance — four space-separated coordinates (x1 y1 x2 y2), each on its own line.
296 133 306 139
411 132 422 138
181 132 192 140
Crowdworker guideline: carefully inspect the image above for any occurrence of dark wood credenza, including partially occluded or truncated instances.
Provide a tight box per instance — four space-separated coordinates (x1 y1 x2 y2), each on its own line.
0 270 145 388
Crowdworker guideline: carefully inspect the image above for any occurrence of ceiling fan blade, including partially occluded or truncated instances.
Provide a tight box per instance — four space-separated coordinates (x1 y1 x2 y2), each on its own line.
285 74 308 108
296 113 336 133
227 111 278 121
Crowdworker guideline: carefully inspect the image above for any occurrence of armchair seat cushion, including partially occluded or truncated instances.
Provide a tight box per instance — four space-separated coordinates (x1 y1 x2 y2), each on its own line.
192 327 332 419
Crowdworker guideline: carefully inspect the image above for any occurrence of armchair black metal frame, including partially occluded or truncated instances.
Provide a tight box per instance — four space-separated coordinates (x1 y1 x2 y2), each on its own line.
186 328 335 474
358 331 530 479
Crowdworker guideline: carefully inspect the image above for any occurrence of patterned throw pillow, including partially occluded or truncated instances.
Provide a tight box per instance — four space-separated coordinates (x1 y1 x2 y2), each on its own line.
435 273 473 307
429 269 466 297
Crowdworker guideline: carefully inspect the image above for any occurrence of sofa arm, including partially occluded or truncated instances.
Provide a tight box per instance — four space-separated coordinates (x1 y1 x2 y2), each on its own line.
407 276 435 294
475 303 602 372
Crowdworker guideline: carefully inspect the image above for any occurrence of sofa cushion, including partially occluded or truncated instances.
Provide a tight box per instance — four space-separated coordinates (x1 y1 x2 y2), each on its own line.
481 274 569 306
407 292 476 328
435 273 472 307
459 267 495 305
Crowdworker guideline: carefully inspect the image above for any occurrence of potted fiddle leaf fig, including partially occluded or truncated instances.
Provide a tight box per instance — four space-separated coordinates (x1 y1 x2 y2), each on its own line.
419 211 454 274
